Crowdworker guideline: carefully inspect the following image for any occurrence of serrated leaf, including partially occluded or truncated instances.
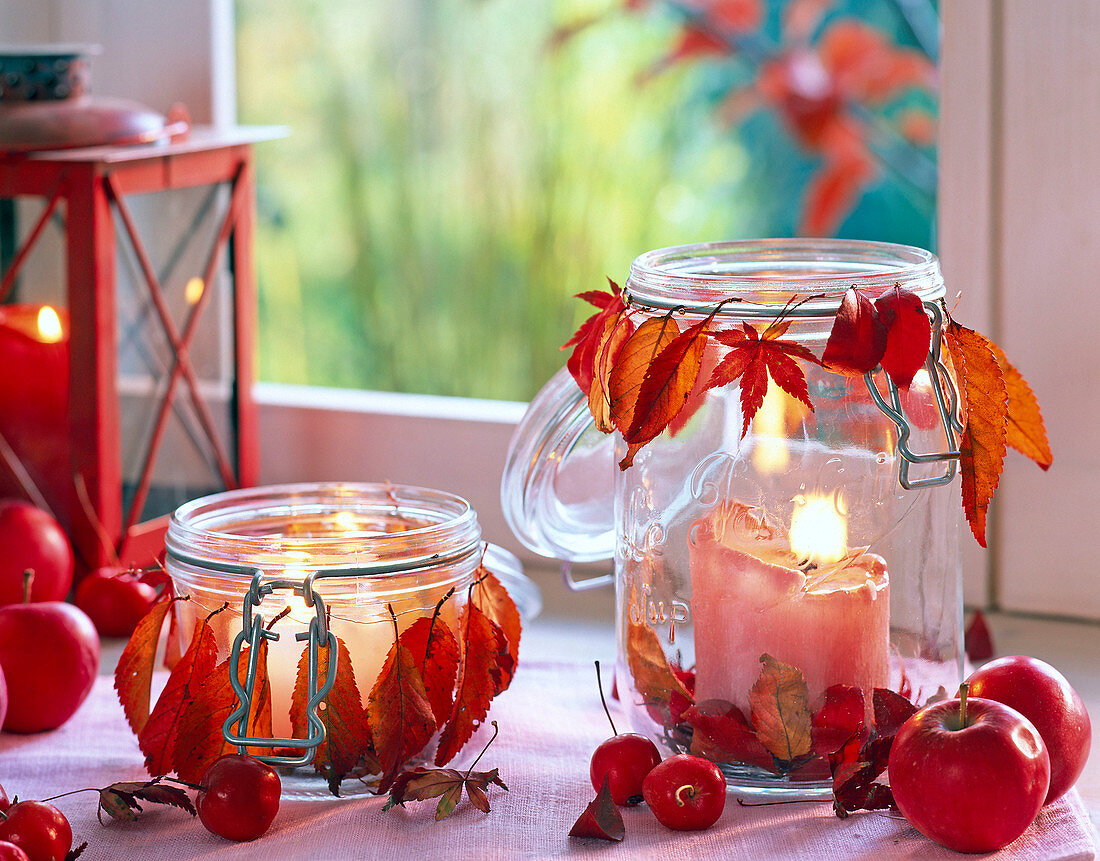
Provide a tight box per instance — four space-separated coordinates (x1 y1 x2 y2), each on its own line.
875 285 931 389
138 610 219 777
369 637 437 792
470 566 521 694
749 654 812 764
172 638 271 784
823 287 887 375
384 765 507 820
398 615 460 726
291 635 372 794
609 314 681 439
625 619 693 707
64 842 88 861
114 596 182 737
98 780 196 823
434 602 510 766
945 321 1008 547
568 778 625 842
988 341 1052 470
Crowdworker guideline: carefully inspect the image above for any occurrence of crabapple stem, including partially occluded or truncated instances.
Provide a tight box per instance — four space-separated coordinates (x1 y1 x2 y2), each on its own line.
674 784 696 807
594 661 617 736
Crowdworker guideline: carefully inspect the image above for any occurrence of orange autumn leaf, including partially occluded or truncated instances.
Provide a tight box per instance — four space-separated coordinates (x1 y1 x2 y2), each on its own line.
799 149 875 237
138 609 219 777
623 307 725 460
588 309 636 433
708 321 817 438
434 602 511 767
291 636 372 793
398 615 461 726
989 342 1052 471
748 653 813 764
563 279 626 396
609 313 681 444
114 596 183 737
470 566 522 694
369 632 437 792
172 638 272 784
625 619 693 706
945 321 1008 548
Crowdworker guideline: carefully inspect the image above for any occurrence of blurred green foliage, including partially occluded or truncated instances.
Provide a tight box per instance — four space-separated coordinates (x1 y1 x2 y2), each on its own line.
236 0 936 401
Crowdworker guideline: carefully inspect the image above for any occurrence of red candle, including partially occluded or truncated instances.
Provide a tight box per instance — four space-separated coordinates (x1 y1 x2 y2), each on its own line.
0 304 71 525
689 499 890 713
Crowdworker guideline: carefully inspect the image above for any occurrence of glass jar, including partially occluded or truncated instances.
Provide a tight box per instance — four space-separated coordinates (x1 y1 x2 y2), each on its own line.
166 482 538 799
502 239 963 798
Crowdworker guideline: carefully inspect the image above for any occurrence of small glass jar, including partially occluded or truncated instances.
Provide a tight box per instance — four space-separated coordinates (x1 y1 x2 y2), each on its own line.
503 239 963 798
166 482 537 799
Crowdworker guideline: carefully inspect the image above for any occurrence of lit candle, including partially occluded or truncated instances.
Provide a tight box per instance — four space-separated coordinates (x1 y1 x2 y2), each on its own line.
0 305 70 519
689 496 890 713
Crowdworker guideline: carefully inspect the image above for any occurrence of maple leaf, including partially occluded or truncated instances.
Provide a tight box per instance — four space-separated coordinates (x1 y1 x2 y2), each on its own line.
822 287 887 376
964 609 995 663
138 608 220 777
748 654 813 766
172 637 272 784
97 778 196 824
434 599 511 767
625 619 694 708
369 616 438 792
945 320 1009 547
623 308 722 452
708 321 817 438
609 313 682 468
563 279 627 396
384 721 508 820
874 285 931 389
65 843 88 861
291 635 373 795
568 777 625 842
470 566 522 694
114 596 184 737
989 341 1052 470
682 698 775 772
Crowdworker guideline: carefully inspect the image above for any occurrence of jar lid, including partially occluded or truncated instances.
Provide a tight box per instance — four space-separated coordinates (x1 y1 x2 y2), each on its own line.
501 366 617 562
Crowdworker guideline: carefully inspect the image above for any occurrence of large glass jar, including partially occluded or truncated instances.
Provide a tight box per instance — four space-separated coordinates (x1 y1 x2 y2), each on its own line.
503 239 963 797
166 482 538 799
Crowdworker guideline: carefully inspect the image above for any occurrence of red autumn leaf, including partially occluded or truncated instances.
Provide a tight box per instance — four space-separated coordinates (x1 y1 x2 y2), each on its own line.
291 635 372 794
625 619 694 708
668 337 722 437
945 321 1009 547
172 637 272 784
398 614 460 726
568 777 625 842
818 20 933 104
609 314 681 436
563 279 627 396
114 596 183 737
434 601 511 766
964 609 995 664
872 687 918 738
830 734 895 818
708 322 817 438
874 285 931 389
471 566 522 694
823 287 887 375
588 309 636 433
138 609 220 777
811 684 866 758
683 698 775 772
97 778 196 823
369 630 437 792
988 342 1052 470
623 306 727 457
669 665 695 725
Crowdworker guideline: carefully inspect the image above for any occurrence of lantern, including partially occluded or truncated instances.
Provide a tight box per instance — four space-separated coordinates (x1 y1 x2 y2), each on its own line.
0 125 273 572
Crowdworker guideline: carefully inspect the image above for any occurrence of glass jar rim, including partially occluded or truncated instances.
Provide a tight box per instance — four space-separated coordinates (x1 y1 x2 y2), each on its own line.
626 239 944 316
166 482 481 577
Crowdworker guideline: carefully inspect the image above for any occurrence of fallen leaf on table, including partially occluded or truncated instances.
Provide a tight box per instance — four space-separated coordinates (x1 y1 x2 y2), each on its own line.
569 777 625 842
98 778 196 824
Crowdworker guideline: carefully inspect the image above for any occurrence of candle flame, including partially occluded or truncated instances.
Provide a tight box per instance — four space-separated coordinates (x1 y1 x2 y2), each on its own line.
789 493 847 565
36 306 64 343
185 277 205 306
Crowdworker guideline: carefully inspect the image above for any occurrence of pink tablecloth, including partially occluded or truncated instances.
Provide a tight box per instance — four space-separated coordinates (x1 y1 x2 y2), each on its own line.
0 658 1095 860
